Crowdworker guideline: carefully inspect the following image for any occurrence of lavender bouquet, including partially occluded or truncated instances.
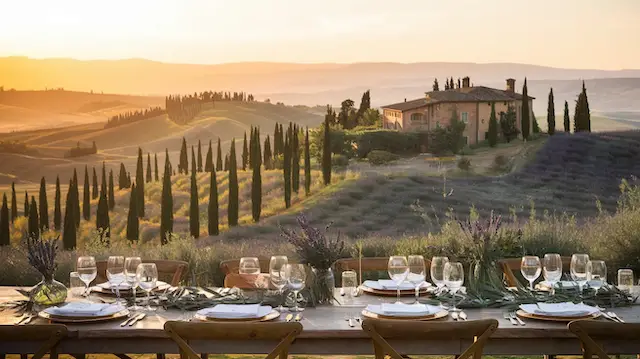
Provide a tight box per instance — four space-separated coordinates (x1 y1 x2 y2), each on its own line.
25 235 67 306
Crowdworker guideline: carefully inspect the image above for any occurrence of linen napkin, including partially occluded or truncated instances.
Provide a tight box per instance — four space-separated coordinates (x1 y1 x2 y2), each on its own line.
538 281 579 289
199 304 263 319
381 303 436 316
520 302 598 317
378 280 415 290
97 282 133 290
48 302 125 317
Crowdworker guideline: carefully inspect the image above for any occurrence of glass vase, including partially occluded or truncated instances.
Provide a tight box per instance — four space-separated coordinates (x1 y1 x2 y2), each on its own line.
30 277 68 306
311 267 335 305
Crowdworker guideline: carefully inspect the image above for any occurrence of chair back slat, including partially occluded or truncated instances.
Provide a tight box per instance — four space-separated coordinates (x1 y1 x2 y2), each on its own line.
568 320 640 359
0 325 67 359
96 259 188 286
498 257 571 287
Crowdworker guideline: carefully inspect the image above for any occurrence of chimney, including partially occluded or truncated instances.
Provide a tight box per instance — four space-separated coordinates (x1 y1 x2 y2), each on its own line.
462 76 470 88
506 78 516 93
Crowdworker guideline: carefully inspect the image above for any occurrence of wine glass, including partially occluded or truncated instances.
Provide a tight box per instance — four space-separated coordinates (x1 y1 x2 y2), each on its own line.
587 260 607 293
341 270 358 302
76 256 97 296
430 257 449 296
283 264 306 312
443 262 464 311
407 255 426 304
388 256 409 303
107 256 126 304
269 256 289 312
136 263 158 311
543 254 563 296
570 254 589 298
239 257 261 275
520 256 541 290
124 257 142 310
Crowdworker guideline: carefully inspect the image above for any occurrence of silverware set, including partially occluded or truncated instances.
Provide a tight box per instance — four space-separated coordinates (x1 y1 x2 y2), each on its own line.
602 311 624 323
345 313 361 327
284 313 303 322
120 312 146 326
504 312 525 325
15 313 36 325
451 311 467 321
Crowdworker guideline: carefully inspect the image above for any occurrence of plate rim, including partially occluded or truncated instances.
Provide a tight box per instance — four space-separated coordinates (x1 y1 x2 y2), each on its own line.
193 309 280 322
39 309 130 323
361 308 449 321
516 309 601 321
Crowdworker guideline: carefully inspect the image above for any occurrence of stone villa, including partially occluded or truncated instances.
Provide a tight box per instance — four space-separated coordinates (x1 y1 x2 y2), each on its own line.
381 78 534 145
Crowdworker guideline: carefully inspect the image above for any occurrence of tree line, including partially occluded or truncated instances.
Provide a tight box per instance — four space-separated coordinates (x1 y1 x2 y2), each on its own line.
165 90 255 125
104 107 166 129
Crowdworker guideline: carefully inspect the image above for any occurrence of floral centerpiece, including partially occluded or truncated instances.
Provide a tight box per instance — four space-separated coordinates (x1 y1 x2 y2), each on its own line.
25 235 67 306
280 213 345 305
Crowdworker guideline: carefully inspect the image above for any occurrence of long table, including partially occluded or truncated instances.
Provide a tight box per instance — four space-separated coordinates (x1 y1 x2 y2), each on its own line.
1 286 640 356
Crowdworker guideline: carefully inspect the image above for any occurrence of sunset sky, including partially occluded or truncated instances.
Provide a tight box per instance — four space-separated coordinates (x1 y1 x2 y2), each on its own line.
1 0 639 69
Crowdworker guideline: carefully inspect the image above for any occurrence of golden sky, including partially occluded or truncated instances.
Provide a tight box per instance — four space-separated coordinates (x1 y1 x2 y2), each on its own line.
1 0 639 69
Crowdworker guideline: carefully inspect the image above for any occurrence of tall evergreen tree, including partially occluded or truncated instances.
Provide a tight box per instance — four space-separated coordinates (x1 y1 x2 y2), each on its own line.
249 127 255 169
0 194 9 246
216 138 223 171
574 81 592 133
118 163 128 189
432 79 440 91
92 167 98 199
521 78 530 140
241 131 249 170
208 166 219 236
283 132 292 208
205 140 213 172
224 154 229 172
136 148 145 217
197 140 203 172
28 196 39 239
126 182 139 242
146 153 152 183
179 137 188 174
83 167 91 221
62 180 76 249
547 88 556 135
96 191 110 245
322 107 332 186
228 139 239 227
160 150 173 245
251 127 262 223
101 162 107 197
189 153 199 238
488 103 498 147
10 182 17 222
563 100 571 132
72 169 80 227
24 191 29 217
583 81 591 132
108 170 115 211
292 125 300 193
264 135 272 170
38 177 48 232
154 153 159 182
273 123 280 156
304 128 311 196
54 176 61 231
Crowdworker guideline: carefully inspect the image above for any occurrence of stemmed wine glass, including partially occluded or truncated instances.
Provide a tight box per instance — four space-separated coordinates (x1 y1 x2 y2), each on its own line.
520 256 541 290
269 256 289 312
587 260 607 294
388 256 409 304
283 264 306 312
124 257 142 310
107 256 126 304
543 253 563 296
570 254 589 299
430 257 449 295
443 262 464 312
407 255 426 304
76 256 97 297
136 263 158 311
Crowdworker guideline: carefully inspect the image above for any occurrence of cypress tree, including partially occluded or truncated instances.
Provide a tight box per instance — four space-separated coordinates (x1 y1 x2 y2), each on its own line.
283 132 292 208
292 124 300 193
160 149 173 245
264 135 272 170
126 182 139 242
273 123 280 156
73 169 80 227
278 124 284 156
10 182 17 222
216 138 223 171
208 166 219 236
189 153 199 238
224 154 229 172
190 146 196 177
24 191 29 217
127 172 132 187
154 153 159 182
108 170 115 211
228 139 239 227
28 196 39 239
92 167 98 199
322 108 332 186
197 140 203 172
521 78 530 140
118 163 127 189
146 153 152 183
547 88 555 135
205 140 213 172
54 176 61 231
488 103 498 147
101 162 107 197
0 194 9 246
249 127 255 169
573 93 582 133
242 131 248 170
39 177 48 231
83 166 91 221
96 191 110 245
136 148 145 217
564 101 571 132
62 180 76 250
179 137 188 174
251 127 262 223
304 128 311 196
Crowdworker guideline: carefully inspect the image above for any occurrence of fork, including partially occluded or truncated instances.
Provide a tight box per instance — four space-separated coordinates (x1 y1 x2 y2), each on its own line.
509 312 525 326
607 312 624 323
504 312 517 325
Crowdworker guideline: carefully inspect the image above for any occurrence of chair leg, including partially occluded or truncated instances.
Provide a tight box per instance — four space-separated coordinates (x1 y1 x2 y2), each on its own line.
50 349 59 359
21 354 27 359
201 354 208 359
157 353 166 359
544 355 556 359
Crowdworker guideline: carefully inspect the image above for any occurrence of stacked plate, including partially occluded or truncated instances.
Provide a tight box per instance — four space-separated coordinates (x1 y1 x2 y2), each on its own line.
92 281 171 296
193 304 279 322
517 302 601 321
362 302 447 321
361 280 432 296
39 302 129 323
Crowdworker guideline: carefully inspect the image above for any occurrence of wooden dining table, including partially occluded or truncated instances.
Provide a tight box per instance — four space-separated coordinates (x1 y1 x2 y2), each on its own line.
1 286 640 356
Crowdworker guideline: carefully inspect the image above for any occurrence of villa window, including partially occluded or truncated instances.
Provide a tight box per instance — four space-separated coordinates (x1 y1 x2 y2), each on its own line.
461 112 469 124
411 113 423 122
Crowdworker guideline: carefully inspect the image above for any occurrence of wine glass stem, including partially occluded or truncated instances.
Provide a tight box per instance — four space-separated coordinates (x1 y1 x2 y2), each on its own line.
146 290 151 310
397 288 400 303
415 286 419 303
293 291 298 311
529 280 534 291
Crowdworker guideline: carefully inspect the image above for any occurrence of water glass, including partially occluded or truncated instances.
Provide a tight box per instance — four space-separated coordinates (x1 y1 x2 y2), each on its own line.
136 263 158 311
239 257 261 275
587 260 607 292
520 256 541 290
443 262 464 311
284 264 306 312
69 272 84 299
107 256 126 304
76 256 97 296
341 270 358 302
125 257 142 310
407 255 426 303
388 256 409 303
570 254 589 296
543 253 562 296
269 256 289 311
618 269 634 292
430 256 449 294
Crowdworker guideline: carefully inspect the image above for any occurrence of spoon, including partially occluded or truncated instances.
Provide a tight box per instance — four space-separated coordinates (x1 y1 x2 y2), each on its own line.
450 311 459 321
459 311 468 321
285 313 294 322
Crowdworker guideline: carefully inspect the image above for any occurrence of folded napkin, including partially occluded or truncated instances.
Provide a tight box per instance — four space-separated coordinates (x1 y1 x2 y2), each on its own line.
199 304 262 319
47 302 125 317
365 303 440 317
520 302 598 317
378 280 415 290
538 280 579 289
97 282 133 290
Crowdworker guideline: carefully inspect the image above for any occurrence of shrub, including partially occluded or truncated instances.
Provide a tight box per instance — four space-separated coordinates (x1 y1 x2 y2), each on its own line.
331 154 349 167
491 154 511 173
367 150 399 166
310 128 424 159
457 157 471 171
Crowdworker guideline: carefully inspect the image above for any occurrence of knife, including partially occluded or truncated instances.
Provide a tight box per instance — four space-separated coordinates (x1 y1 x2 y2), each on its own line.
285 314 294 322
128 313 146 326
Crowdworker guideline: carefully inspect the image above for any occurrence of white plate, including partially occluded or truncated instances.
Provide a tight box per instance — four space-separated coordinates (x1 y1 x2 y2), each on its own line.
363 280 431 291
519 302 599 317
196 304 273 319
44 303 126 317
96 280 168 290
365 303 441 317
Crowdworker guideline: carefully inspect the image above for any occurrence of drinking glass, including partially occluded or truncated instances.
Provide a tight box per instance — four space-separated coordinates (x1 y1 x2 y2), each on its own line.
520 256 541 290
69 272 84 299
430 256 449 295
269 256 289 312
341 270 358 302
239 257 261 275
124 257 142 310
443 262 464 311
543 253 562 296
283 264 306 312
136 263 158 311
107 256 126 304
407 255 426 303
587 260 607 293
570 254 589 297
388 256 409 303
76 256 97 296
617 269 634 292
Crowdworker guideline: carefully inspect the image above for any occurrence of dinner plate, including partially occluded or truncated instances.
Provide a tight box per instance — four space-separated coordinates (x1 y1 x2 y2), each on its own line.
91 281 171 295
362 308 448 321
361 280 432 296
193 309 280 322
43 303 127 319
39 308 130 323
516 309 601 322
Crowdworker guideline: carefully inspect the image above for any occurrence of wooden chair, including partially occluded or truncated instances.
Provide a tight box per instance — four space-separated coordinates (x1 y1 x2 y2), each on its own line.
224 273 274 289
219 257 272 275
0 324 67 359
334 257 432 283
498 257 572 287
568 320 640 359
164 321 303 359
96 259 189 286
362 318 498 359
